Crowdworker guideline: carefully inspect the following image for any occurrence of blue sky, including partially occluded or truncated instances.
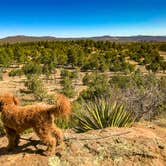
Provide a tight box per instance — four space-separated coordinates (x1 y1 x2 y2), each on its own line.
0 0 166 37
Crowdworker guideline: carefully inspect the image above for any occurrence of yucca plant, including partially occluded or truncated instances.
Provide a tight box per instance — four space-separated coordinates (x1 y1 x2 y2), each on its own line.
75 98 136 132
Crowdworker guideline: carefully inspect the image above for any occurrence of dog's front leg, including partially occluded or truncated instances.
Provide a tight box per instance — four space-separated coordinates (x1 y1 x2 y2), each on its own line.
33 127 56 156
51 126 63 146
5 126 19 150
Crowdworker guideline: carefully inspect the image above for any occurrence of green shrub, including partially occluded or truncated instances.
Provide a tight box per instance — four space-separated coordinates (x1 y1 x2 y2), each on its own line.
60 77 75 98
24 75 48 101
55 117 70 129
75 98 136 132
8 69 23 77
82 73 92 85
23 62 42 76
60 69 72 78
60 69 76 98
80 73 110 100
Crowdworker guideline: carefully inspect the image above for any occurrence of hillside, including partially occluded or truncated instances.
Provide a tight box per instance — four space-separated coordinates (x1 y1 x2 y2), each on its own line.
0 120 166 166
0 35 57 43
91 35 166 42
1 35 166 43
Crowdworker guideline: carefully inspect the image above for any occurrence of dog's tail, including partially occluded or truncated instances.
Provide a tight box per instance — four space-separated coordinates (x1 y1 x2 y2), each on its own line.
49 94 71 119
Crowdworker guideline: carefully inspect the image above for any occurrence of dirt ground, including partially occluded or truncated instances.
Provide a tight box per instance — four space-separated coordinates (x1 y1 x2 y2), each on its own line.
0 120 166 166
0 68 87 102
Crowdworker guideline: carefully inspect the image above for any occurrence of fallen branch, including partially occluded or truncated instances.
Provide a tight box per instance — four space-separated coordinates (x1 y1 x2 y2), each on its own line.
64 131 131 141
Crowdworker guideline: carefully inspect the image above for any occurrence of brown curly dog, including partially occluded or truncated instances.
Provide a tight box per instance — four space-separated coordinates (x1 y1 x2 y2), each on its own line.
0 92 71 155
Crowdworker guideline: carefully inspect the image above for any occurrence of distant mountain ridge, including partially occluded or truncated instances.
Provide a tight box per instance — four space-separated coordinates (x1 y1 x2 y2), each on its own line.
0 35 166 43
0 35 57 43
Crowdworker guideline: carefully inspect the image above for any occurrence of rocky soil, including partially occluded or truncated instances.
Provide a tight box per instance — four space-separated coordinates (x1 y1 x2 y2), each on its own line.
0 121 166 166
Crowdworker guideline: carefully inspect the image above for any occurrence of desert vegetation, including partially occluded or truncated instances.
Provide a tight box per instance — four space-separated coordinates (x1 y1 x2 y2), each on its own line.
0 40 166 166
0 40 165 73
0 40 166 133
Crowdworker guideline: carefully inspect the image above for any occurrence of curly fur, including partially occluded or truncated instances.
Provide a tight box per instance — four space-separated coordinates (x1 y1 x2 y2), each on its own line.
0 92 71 155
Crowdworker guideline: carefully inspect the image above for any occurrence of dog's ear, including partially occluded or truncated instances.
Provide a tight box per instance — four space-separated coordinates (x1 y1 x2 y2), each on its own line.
13 96 19 105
